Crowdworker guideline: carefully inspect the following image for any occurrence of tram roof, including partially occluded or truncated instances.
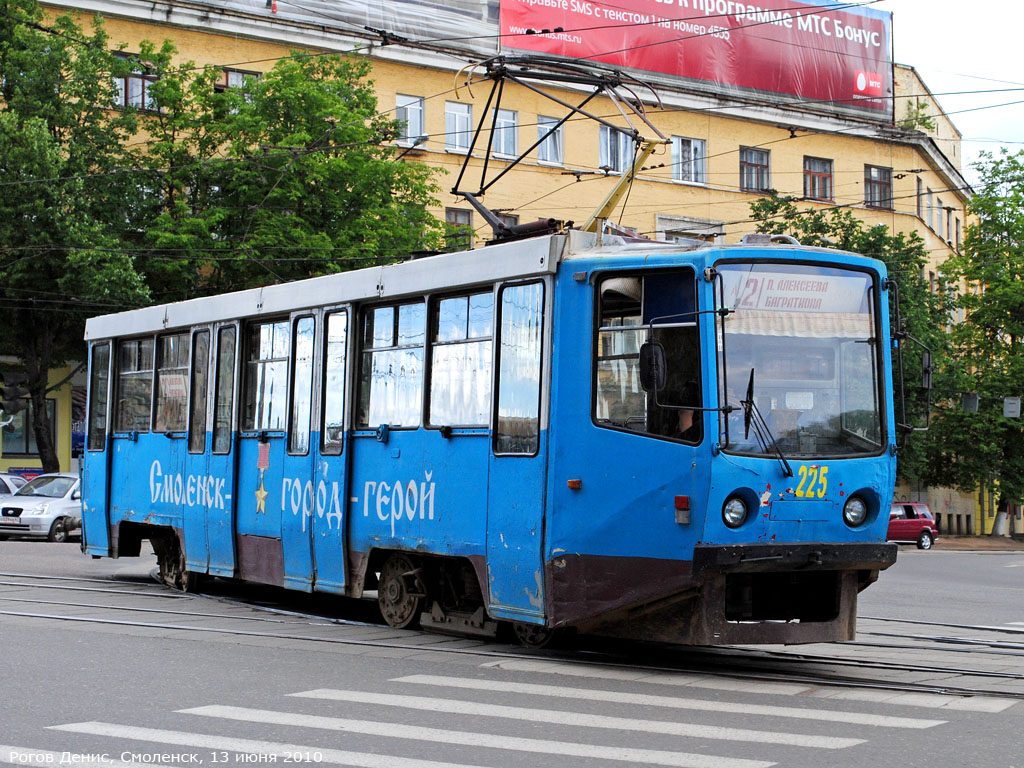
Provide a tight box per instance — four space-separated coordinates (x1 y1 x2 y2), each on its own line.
83 231 873 340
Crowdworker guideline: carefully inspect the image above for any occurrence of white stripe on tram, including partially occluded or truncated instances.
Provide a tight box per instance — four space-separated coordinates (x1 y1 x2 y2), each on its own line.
177 705 776 768
46 723 489 768
385 675 946 729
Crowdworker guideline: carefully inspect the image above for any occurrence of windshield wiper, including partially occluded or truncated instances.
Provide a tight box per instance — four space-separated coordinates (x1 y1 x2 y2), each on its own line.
741 368 794 478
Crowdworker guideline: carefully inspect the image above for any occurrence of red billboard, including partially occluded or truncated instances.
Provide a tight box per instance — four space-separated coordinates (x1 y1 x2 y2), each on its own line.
500 0 893 118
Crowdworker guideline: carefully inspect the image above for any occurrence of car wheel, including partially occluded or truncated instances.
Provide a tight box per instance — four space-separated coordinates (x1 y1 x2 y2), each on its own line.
47 518 68 543
917 530 934 550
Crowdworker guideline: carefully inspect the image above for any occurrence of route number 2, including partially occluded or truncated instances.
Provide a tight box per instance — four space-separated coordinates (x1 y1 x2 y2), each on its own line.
795 465 828 498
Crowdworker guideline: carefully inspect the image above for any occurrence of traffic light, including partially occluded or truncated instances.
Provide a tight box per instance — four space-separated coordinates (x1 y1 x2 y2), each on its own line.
0 374 28 415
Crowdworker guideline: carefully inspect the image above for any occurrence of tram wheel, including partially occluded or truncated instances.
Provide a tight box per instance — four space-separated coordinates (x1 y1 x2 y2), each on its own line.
511 621 567 649
378 553 425 629
155 534 201 592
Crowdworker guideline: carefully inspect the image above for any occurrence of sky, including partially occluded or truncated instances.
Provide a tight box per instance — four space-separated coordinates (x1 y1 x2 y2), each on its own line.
876 0 1024 186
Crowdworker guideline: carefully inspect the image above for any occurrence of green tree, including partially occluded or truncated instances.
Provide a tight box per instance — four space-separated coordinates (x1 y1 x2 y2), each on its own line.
0 0 444 471
138 45 445 297
931 150 1024 505
0 0 150 471
749 195 951 482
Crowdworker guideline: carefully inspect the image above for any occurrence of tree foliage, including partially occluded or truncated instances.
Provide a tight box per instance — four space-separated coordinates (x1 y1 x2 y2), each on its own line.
929 150 1024 502
0 0 443 470
749 195 951 482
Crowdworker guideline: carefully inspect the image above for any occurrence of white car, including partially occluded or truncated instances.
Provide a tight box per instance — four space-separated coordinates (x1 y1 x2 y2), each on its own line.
0 473 81 543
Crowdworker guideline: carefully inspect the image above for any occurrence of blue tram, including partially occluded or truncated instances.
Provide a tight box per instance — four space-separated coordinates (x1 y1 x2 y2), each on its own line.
82 230 898 646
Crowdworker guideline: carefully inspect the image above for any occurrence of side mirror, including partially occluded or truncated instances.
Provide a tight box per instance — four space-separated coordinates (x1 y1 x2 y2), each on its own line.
638 341 666 393
921 350 932 390
72 490 81 500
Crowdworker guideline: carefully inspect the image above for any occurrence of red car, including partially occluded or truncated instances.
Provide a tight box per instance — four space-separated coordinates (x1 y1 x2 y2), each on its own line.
888 502 939 549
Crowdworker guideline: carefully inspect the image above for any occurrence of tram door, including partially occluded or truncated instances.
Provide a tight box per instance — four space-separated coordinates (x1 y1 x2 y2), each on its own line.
486 281 548 623
309 308 349 593
206 324 239 577
279 312 317 591
182 328 212 574
108 337 156 525
235 318 290 586
82 342 113 554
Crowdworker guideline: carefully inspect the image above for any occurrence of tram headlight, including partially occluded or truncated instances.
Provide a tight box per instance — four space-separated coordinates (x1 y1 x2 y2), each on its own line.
722 497 748 529
843 496 868 527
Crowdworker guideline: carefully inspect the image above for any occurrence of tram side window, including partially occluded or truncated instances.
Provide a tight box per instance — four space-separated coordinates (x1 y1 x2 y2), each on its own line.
358 302 425 428
213 326 237 454
189 330 210 453
154 333 190 432
494 282 544 455
243 319 290 431
321 311 347 454
87 342 110 451
594 270 702 443
115 338 154 432
429 291 494 427
289 316 315 454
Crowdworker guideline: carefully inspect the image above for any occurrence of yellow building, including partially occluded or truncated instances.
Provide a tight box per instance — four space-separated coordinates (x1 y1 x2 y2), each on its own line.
42 0 968 261
0 361 79 477
39 0 980 529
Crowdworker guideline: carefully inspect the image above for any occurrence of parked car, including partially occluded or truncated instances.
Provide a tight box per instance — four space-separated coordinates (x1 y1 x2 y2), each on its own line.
0 472 28 500
0 473 81 543
888 502 939 549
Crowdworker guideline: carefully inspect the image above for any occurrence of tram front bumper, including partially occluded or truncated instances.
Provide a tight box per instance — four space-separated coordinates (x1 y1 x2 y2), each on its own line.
692 542 897 576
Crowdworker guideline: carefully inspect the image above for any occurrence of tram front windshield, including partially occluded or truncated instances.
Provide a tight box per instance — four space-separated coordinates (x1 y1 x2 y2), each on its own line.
717 262 883 458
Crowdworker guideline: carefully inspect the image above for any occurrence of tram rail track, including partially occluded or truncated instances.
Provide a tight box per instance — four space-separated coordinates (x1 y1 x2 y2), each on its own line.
3 569 1023 702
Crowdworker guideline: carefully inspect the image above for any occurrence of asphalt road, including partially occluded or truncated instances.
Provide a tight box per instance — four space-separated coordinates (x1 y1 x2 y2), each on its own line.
1 541 1022 768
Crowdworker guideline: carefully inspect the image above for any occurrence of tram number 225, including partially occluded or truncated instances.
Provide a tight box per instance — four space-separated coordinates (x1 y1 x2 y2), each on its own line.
794 465 828 498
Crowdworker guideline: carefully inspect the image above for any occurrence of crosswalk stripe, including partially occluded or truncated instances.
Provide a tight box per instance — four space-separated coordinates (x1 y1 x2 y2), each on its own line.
0 746 175 768
387 675 945 729
47 723 490 768
178 705 775 768
480 659 812 695
289 689 862 748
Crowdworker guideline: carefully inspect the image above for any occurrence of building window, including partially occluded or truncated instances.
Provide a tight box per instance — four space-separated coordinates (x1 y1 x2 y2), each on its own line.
945 206 953 242
396 94 425 145
445 207 473 251
445 101 472 152
155 333 190 432
864 165 893 209
491 108 518 158
429 291 494 427
2 400 56 456
739 147 770 192
358 302 426 428
214 68 260 94
116 338 154 432
243 320 290 431
916 177 923 218
955 217 961 250
672 137 706 184
497 213 519 229
803 156 833 201
113 54 158 111
600 126 634 174
537 116 563 165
